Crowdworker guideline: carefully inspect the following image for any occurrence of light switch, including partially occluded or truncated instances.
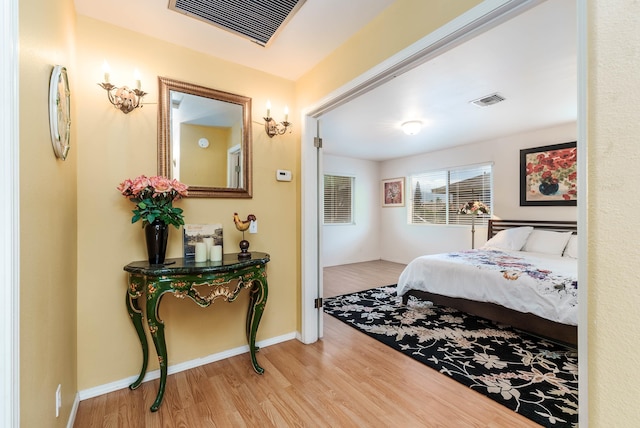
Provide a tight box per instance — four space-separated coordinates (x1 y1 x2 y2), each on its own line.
276 169 292 181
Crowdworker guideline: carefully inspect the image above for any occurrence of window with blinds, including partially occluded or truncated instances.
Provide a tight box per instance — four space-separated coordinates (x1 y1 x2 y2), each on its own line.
323 175 354 224
410 164 492 226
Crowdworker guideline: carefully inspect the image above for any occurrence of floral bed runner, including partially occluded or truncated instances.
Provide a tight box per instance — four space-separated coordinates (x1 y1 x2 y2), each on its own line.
397 249 578 325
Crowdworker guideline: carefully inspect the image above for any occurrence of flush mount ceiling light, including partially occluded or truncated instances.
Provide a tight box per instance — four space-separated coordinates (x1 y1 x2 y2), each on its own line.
401 120 422 135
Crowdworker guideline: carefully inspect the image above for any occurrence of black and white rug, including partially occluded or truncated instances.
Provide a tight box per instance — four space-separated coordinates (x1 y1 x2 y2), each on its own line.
324 286 578 427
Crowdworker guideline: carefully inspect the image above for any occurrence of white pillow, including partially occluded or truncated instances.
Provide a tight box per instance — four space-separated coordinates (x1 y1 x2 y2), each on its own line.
563 234 578 258
522 230 573 256
482 226 533 251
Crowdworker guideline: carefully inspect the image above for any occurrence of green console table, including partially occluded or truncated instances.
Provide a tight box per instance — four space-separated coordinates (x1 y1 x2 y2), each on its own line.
124 252 269 412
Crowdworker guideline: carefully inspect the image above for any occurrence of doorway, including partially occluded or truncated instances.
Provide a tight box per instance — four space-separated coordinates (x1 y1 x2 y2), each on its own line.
300 5 587 424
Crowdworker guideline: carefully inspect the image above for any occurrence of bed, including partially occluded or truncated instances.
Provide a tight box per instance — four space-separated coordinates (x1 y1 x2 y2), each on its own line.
397 219 578 346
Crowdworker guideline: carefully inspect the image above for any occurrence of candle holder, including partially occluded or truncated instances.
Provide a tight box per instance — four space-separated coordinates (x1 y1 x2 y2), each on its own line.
98 82 147 114
98 62 145 114
263 101 291 137
263 116 292 138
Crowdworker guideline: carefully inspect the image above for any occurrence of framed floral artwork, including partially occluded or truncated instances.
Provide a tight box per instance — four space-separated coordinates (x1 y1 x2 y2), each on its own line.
520 142 577 206
382 177 405 207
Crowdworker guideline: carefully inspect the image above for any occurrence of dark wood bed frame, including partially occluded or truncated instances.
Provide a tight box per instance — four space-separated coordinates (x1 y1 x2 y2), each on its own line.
401 219 578 346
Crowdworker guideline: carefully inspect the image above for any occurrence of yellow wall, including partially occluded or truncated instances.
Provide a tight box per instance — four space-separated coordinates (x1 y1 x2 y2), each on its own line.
179 124 228 186
19 0 78 426
587 0 640 425
72 0 486 400
75 16 299 390
17 0 640 425
296 0 483 107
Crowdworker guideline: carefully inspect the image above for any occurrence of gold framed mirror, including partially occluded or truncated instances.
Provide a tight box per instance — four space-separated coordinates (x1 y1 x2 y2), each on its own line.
158 76 252 198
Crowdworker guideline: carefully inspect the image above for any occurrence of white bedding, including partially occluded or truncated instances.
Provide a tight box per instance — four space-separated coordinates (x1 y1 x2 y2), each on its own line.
396 249 578 325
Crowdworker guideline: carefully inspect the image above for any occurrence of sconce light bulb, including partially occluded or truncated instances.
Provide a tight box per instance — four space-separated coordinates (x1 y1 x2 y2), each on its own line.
102 60 111 83
266 100 272 118
284 105 289 122
134 68 141 90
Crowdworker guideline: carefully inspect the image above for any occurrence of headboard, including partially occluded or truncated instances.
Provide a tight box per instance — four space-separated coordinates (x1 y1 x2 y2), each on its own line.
488 219 577 239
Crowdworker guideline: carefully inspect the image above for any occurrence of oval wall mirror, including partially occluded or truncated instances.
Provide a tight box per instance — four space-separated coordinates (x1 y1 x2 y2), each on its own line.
158 76 252 198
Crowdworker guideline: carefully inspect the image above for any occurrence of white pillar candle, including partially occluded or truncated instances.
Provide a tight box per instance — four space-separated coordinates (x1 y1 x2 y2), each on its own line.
211 245 223 262
202 237 213 252
194 242 207 262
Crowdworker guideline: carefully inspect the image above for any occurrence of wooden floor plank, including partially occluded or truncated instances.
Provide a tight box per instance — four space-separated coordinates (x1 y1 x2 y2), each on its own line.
74 260 538 427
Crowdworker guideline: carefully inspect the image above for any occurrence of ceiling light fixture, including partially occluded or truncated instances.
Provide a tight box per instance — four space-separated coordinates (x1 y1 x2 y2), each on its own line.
401 120 422 135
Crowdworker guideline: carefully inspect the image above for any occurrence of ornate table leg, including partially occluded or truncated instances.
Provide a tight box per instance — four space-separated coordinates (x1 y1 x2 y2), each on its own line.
146 282 169 412
126 276 148 390
246 278 268 374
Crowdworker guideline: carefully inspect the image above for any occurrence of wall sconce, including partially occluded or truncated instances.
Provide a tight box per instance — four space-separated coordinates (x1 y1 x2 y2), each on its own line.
98 61 147 114
264 100 292 137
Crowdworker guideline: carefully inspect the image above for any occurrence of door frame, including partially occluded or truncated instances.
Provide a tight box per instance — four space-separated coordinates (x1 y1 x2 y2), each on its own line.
0 0 21 425
300 0 540 343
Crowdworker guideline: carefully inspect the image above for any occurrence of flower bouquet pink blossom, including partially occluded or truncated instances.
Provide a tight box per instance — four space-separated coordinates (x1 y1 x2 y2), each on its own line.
117 175 188 228
458 200 489 216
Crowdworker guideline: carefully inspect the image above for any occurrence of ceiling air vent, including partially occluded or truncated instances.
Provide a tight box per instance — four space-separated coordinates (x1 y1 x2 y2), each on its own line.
168 0 306 47
470 93 506 107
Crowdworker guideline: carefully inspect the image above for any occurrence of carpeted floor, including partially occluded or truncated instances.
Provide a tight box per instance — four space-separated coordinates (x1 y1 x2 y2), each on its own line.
324 285 578 428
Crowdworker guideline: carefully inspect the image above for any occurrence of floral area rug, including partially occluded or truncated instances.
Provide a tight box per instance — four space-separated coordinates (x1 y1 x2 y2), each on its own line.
323 286 578 427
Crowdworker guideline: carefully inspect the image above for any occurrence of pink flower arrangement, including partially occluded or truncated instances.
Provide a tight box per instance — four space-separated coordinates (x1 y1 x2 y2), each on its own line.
117 175 188 228
458 200 489 215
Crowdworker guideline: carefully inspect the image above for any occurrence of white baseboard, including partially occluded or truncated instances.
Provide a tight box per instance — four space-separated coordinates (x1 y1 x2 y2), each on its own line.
78 332 297 401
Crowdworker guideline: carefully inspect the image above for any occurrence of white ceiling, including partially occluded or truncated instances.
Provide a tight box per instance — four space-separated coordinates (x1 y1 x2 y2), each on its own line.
73 0 394 81
320 0 577 160
74 0 577 161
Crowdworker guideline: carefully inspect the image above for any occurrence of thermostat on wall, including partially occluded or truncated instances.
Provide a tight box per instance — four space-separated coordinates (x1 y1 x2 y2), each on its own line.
276 169 292 182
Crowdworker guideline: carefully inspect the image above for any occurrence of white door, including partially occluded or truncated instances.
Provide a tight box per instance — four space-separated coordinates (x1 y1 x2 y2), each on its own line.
300 116 324 342
227 144 242 188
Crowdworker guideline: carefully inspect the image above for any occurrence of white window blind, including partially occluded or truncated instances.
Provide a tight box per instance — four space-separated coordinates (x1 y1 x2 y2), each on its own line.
323 175 354 224
410 164 492 226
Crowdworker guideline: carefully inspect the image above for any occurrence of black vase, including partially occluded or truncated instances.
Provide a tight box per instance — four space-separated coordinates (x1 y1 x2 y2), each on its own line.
145 220 169 264
539 182 559 196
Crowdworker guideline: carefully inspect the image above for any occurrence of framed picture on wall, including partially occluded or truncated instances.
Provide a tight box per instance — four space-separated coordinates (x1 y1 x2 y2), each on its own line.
382 177 405 207
520 141 577 206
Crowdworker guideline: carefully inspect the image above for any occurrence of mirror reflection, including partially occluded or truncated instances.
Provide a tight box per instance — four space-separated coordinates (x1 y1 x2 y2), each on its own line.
158 76 252 198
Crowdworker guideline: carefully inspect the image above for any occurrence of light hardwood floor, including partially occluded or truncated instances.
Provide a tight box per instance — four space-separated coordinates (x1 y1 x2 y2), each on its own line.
74 260 537 427
323 259 406 297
